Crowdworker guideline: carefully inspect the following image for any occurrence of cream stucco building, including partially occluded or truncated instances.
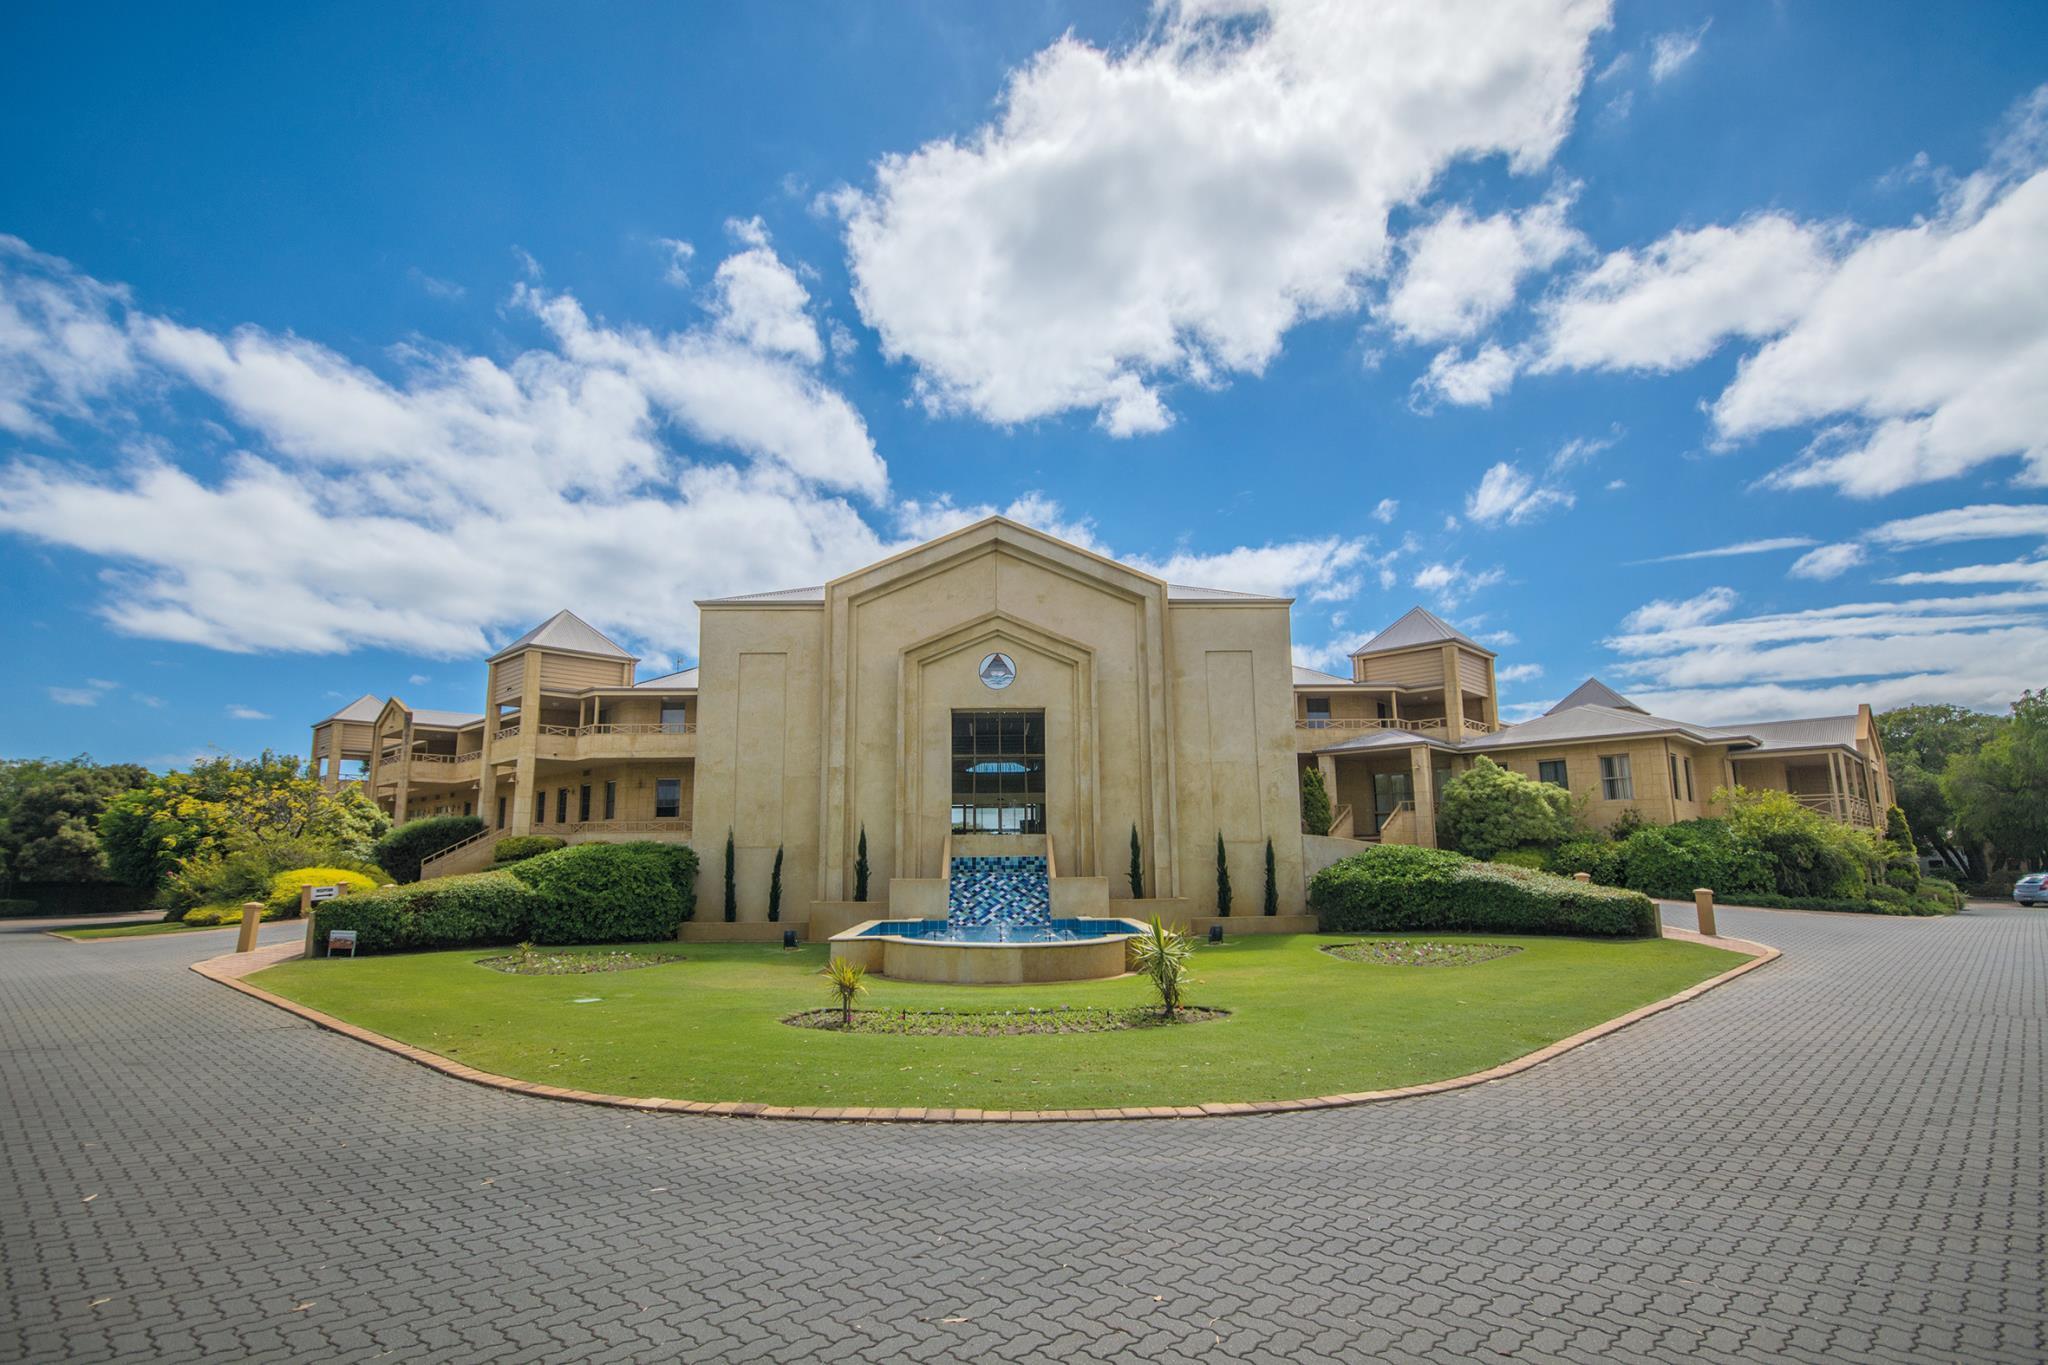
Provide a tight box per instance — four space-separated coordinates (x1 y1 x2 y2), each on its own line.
313 516 1895 936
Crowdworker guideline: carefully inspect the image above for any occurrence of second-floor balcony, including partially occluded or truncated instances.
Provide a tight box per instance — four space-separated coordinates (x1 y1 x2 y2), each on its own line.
1294 716 1489 750
532 721 697 761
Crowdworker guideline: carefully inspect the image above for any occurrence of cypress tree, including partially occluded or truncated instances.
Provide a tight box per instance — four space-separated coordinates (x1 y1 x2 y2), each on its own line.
1128 823 1144 899
768 844 784 922
723 828 737 923
1263 837 1278 916
854 825 870 902
1300 766 1333 837
1215 832 1232 916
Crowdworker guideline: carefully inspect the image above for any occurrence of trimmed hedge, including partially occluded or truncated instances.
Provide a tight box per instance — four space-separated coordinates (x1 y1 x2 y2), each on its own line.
1309 844 1660 939
371 815 485 884
312 871 542 954
1714 884 1960 917
492 835 564 865
0 899 39 917
505 841 699 944
0 882 155 917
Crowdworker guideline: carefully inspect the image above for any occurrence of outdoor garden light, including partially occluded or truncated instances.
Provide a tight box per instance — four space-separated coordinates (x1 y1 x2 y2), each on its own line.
1208 925 1224 944
783 930 798 949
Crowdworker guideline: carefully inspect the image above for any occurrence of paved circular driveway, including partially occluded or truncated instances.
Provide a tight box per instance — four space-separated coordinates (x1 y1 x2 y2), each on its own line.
2 905 2041 1362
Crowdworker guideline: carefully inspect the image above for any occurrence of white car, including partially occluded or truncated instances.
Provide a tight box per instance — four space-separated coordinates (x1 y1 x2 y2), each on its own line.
2017 873 2047 907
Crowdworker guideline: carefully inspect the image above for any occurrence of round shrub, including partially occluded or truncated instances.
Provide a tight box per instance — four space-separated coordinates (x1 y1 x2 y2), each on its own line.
1617 820 1771 901
371 815 485 884
505 841 701 944
1437 758 1572 860
264 866 381 919
492 834 565 865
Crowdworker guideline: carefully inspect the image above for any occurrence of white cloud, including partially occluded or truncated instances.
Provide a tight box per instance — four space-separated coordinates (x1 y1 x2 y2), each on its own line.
1381 191 1583 344
1497 662 1544 684
48 681 115 707
1463 461 1574 527
1413 343 1517 408
1547 428 1618 473
408 269 465 302
836 0 1611 432
408 673 431 685
1620 586 1737 633
1605 585 2048 720
656 237 696 288
1648 22 1709 82
1533 214 1835 376
1788 541 1868 581
1887 558 2048 587
0 236 140 436
227 704 273 720
1371 498 1398 524
708 219 823 363
1643 536 1817 563
1868 502 2048 548
1411 559 1505 607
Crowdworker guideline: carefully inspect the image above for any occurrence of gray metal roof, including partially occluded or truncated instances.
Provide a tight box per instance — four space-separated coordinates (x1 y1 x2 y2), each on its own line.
488 610 636 661
1725 715 1861 752
1313 727 1462 755
1292 665 1353 687
634 667 699 690
1463 704 1756 751
1545 677 1645 715
409 708 485 729
699 585 827 605
1350 606 1493 658
322 693 384 723
1166 583 1290 603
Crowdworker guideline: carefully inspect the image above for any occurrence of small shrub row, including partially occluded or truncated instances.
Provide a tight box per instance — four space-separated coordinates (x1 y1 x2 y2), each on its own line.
312 842 701 953
1309 845 1660 939
0 898 39 917
492 834 564 865
1711 883 1959 917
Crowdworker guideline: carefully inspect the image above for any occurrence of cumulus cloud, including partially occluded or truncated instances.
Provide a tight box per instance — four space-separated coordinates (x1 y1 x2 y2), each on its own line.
1463 460 1574 527
1788 541 1868 581
1372 498 1398 524
1413 343 1518 408
1411 559 1506 607
1381 191 1583 344
836 0 1610 432
708 218 823 362
1497 662 1544 685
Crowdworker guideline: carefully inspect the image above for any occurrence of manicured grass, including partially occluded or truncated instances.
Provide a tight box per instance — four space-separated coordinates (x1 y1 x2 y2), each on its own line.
57 918 241 941
251 932 1746 1110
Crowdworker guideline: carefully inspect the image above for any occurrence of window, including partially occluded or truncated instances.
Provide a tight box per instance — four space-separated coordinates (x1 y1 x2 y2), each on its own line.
578 785 591 821
496 796 506 830
949 709 1046 833
1669 754 1681 799
603 781 616 820
1376 700 1390 721
1304 697 1331 728
1600 754 1634 801
556 788 569 823
1538 759 1568 788
660 699 687 729
462 801 472 817
654 778 681 819
1684 757 1695 802
533 790 546 825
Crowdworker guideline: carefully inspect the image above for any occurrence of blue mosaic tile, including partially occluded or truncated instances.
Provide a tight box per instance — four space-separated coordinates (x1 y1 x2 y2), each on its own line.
947 855 1051 930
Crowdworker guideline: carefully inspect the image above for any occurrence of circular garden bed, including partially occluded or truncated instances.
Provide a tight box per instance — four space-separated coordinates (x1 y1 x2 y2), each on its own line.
784 1005 1228 1036
1321 940 1522 968
479 947 684 975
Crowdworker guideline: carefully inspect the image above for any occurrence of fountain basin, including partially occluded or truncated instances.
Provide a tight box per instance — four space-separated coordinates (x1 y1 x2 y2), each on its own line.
829 917 1147 985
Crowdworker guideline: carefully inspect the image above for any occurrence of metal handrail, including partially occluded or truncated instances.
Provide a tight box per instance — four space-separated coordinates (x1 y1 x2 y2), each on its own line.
420 827 498 876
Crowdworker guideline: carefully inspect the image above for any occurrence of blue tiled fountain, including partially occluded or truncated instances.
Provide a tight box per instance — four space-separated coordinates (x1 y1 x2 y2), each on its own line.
946 855 1052 931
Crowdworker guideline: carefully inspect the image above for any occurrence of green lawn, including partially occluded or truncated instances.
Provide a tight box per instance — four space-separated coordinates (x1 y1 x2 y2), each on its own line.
251 933 1745 1111
57 918 241 941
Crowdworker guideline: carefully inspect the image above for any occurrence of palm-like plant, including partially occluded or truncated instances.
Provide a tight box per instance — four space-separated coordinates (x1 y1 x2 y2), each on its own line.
824 956 868 1028
1128 915 1196 1019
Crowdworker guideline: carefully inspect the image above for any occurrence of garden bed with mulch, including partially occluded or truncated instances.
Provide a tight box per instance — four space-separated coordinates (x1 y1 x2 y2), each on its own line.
1321 940 1522 968
783 1005 1229 1036
478 947 685 975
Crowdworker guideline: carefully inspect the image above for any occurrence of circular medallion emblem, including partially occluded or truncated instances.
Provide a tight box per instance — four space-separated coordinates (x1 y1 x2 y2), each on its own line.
978 652 1017 690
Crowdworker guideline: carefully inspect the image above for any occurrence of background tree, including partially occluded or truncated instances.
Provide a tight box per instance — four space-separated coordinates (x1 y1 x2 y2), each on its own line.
1299 767 1332 837
0 757 151 888
1263 837 1278 916
1943 690 2048 868
1879 703 2001 875
768 844 784 922
1128 823 1144 898
1437 757 1572 861
1215 832 1232 916
854 825 870 902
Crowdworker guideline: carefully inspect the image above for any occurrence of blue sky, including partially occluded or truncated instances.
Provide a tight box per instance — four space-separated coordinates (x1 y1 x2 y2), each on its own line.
2 1 2045 769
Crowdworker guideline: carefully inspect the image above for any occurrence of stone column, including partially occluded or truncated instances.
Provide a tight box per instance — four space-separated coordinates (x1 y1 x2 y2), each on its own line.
1441 644 1466 737
1409 747 1438 848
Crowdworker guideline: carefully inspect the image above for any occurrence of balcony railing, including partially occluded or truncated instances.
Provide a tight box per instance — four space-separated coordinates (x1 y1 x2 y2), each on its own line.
1790 792 1875 826
1297 717 1443 733
565 819 693 837
538 722 696 737
494 725 521 741
411 752 479 767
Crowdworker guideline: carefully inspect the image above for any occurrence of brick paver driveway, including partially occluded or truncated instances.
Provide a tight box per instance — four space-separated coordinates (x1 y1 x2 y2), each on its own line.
3 905 2042 1363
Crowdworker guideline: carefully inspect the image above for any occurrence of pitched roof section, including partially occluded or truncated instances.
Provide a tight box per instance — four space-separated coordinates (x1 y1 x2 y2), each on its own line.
409 708 485 729
323 693 384 723
488 610 636 662
1293 665 1354 687
1314 727 1461 755
1166 583 1290 603
1351 606 1494 659
635 667 700 690
1464 704 1755 751
699 585 827 605
1729 716 1861 752
1545 678 1645 715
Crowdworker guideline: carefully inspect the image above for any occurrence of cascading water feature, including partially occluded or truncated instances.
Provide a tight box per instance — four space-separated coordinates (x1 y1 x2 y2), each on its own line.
946 855 1052 934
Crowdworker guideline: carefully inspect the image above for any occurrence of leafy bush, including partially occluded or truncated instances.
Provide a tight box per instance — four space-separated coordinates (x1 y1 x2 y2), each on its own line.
265 866 382 919
372 815 485 884
1309 844 1659 938
1300 767 1333 837
1880 805 1921 891
1709 888 1957 918
1490 847 1550 871
1719 788 1872 899
183 901 265 927
312 871 542 954
1616 820 1772 901
159 832 384 917
505 841 699 944
492 835 564 865
1438 758 1572 860
1547 836 1623 886
0 898 36 917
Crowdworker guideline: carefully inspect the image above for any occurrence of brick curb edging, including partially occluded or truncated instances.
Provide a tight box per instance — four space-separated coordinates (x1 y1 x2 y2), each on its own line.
192 930 1779 1124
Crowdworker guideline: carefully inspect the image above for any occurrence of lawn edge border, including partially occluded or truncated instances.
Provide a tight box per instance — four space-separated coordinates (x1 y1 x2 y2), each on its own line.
192 929 1778 1124
46 921 242 943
